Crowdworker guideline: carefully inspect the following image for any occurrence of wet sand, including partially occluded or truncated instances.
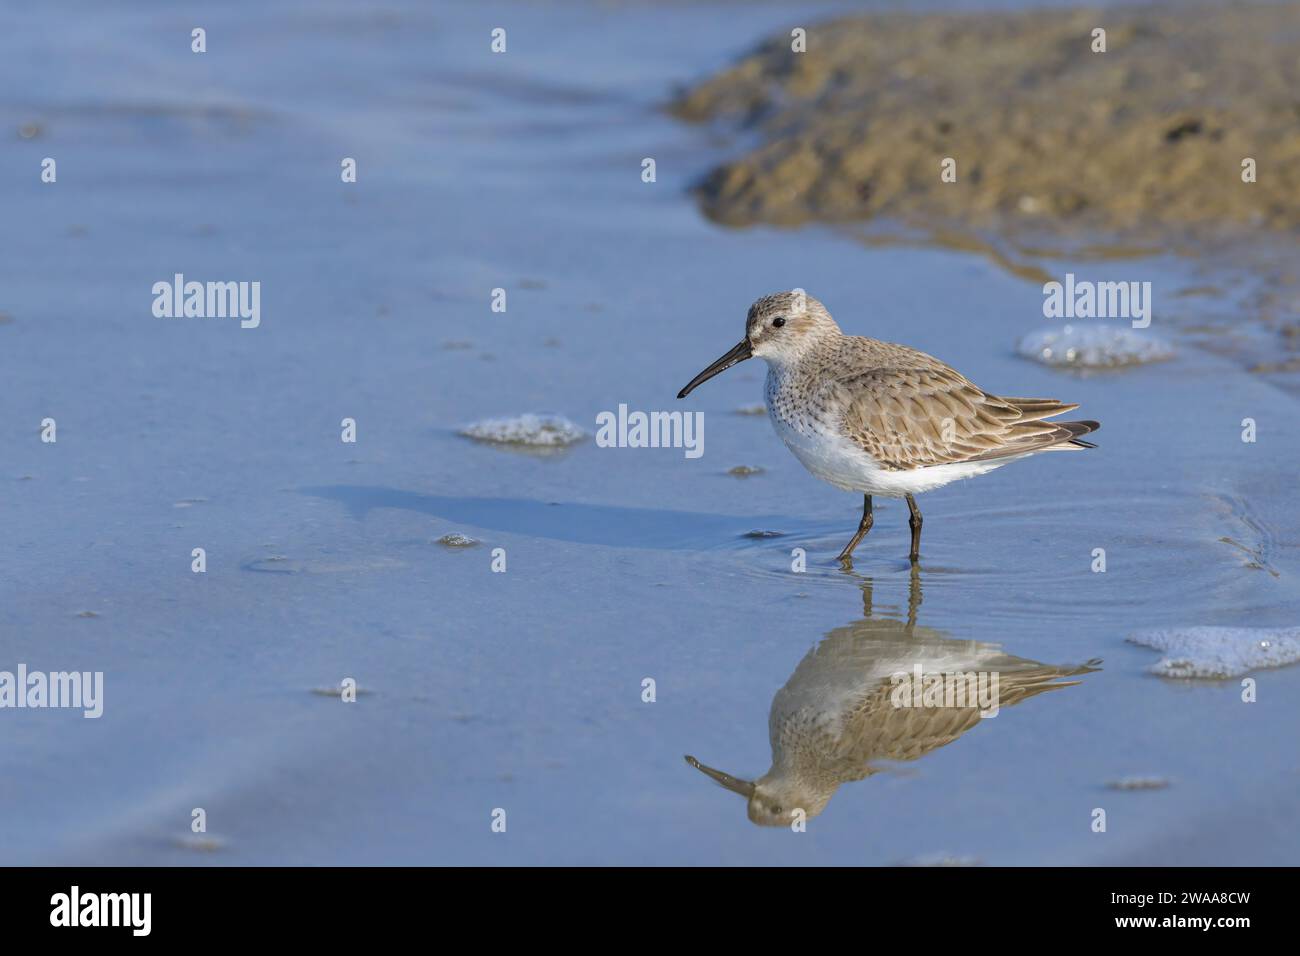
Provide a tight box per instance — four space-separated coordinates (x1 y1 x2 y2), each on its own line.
674 3 1300 241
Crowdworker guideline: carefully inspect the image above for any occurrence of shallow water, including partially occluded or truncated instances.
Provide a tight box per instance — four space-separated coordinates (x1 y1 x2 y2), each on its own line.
2 0 1299 865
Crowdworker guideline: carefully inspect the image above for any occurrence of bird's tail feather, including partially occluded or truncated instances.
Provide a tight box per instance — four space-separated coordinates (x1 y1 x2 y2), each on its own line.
1057 419 1100 450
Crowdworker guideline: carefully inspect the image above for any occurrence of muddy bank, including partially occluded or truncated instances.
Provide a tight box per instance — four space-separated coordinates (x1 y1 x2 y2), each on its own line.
672 4 1300 242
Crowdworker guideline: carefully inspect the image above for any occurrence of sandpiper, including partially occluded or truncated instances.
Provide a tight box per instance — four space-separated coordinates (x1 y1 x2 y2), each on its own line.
677 291 1099 563
685 614 1100 826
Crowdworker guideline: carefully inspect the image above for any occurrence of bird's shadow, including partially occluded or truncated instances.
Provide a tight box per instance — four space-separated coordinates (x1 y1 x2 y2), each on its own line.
301 484 805 551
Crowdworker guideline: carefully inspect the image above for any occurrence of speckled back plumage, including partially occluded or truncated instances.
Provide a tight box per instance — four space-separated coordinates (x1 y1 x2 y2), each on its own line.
774 333 1098 472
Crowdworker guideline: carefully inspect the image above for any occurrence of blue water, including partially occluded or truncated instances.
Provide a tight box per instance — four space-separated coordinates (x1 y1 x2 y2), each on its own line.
2 0 1298 865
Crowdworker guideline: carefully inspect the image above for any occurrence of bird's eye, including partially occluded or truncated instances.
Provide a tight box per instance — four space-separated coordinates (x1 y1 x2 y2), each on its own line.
772 805 783 814
772 317 786 328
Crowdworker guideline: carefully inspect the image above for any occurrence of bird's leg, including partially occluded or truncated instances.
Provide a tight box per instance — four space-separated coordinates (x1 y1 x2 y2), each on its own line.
905 493 923 563
837 495 873 565
905 562 922 632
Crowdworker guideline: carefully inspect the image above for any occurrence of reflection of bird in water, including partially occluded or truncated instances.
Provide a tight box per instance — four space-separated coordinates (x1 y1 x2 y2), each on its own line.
687 570 1101 826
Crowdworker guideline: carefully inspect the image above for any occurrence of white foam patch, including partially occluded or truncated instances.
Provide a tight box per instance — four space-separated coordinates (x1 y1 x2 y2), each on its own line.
1017 324 1174 369
459 413 586 447
1106 776 1171 791
1127 626 1300 678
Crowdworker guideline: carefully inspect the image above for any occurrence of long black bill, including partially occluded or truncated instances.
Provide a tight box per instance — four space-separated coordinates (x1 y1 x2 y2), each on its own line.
677 339 752 399
684 754 755 798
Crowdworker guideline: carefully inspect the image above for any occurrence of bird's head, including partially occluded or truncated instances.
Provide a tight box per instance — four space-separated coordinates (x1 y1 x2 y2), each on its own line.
677 290 840 398
684 754 832 827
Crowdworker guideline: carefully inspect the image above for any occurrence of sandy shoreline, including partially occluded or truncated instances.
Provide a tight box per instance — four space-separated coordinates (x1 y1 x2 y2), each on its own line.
673 3 1300 242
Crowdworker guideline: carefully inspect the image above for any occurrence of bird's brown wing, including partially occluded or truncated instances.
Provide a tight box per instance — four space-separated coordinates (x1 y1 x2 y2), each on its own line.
834 346 1095 469
835 661 1101 769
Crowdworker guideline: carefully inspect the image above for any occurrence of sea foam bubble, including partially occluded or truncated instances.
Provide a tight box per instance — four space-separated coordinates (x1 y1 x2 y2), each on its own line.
1127 626 1300 678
